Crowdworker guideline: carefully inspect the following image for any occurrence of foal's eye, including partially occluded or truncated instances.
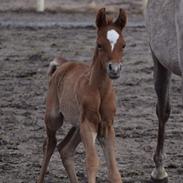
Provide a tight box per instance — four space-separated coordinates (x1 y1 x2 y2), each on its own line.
122 44 126 49
97 43 102 50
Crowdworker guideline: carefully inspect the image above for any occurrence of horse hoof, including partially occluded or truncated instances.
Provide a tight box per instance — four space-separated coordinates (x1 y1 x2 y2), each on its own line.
151 167 168 183
150 176 168 183
151 167 168 180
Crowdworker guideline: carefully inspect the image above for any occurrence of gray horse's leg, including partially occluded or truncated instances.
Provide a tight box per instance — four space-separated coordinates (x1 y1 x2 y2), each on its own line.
151 49 171 181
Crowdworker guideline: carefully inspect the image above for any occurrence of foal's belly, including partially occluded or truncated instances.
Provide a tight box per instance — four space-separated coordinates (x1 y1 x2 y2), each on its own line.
58 63 88 126
60 91 80 126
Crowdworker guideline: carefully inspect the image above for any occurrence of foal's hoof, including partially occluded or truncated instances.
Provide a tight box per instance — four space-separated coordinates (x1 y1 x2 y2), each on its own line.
150 167 168 183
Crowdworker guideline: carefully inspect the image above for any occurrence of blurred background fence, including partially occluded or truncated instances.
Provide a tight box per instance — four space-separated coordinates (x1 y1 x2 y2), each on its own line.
0 0 145 13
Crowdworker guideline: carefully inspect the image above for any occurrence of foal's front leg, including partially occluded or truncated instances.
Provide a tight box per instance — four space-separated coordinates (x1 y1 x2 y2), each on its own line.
80 118 99 183
98 123 122 183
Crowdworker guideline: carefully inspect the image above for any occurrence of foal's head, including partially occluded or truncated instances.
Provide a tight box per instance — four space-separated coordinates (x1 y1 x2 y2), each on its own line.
95 8 127 79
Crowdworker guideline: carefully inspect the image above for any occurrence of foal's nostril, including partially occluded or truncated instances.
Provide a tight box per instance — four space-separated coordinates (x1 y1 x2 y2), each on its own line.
108 63 113 71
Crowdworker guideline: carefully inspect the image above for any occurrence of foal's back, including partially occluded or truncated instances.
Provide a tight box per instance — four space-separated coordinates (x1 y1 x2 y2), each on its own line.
48 62 89 126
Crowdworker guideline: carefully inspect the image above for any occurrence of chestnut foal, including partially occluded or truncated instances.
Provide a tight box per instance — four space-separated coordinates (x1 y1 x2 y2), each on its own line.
37 8 127 183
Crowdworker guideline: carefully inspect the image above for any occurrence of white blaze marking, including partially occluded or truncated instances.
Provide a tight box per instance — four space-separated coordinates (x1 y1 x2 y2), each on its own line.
107 29 119 51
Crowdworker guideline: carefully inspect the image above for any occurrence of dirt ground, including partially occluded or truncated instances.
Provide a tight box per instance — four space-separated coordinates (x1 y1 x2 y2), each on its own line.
0 1 183 183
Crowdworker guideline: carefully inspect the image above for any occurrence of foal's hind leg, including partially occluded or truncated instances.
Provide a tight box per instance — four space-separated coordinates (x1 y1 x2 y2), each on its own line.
57 127 81 183
151 50 171 181
37 111 63 183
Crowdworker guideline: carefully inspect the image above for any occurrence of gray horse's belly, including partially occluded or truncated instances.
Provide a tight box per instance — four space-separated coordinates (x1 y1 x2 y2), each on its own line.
146 0 182 76
150 40 181 76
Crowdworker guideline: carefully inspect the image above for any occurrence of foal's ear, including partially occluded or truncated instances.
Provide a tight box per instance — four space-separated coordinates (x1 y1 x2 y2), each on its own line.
96 8 107 28
114 8 127 30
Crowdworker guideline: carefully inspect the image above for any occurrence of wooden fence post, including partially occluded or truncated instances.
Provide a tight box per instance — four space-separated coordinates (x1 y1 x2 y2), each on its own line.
37 0 45 12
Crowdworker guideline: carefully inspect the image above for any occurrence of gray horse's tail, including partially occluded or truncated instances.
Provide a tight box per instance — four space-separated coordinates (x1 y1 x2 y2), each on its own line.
48 56 68 76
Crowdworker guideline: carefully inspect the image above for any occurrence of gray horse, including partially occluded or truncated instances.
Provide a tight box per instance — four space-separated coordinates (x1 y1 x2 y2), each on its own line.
145 0 183 182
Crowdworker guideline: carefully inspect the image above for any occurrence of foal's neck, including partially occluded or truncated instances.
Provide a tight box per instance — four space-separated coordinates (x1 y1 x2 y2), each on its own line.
89 56 111 91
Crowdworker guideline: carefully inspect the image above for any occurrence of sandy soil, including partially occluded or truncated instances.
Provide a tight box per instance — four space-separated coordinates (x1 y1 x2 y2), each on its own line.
0 1 183 183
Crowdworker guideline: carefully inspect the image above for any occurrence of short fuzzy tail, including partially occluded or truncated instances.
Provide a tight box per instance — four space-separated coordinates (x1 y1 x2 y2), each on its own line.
48 56 68 76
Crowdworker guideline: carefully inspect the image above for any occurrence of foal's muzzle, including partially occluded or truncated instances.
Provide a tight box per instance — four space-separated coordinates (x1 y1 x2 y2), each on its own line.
107 62 122 79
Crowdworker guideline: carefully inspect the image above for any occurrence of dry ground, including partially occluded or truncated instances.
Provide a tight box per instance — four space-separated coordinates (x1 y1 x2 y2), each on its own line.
0 1 183 183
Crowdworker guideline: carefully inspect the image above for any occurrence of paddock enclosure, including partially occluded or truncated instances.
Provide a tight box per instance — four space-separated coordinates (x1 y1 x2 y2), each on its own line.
0 0 183 182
